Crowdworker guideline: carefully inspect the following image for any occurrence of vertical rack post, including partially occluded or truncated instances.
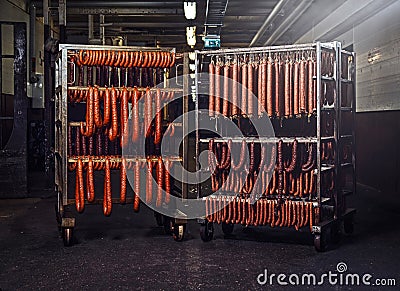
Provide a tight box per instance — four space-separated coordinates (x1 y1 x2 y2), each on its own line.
182 53 190 202
334 41 341 219
316 42 322 214
61 47 68 206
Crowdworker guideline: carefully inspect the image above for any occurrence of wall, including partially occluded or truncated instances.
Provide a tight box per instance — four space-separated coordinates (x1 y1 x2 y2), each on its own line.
355 111 400 193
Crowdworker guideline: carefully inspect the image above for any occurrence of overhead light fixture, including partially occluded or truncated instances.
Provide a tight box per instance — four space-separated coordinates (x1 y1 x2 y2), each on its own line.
186 26 196 47
184 1 196 20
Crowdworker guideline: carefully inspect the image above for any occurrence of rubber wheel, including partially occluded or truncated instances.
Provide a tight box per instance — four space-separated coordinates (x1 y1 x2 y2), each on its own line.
222 222 234 235
200 221 214 242
63 228 73 247
173 224 186 242
163 216 173 235
314 230 330 252
344 217 354 234
154 212 163 226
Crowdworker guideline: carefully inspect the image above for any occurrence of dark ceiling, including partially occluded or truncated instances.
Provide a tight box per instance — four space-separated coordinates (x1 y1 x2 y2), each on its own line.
32 0 398 51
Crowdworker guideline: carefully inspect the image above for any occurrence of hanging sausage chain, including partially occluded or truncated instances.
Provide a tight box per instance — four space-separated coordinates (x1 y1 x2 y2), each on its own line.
68 156 173 215
208 50 335 119
66 49 178 216
208 138 317 199
205 197 317 232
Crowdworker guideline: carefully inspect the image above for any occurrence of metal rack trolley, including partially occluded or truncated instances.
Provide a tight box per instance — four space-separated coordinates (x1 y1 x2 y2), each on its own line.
194 42 356 251
54 44 189 245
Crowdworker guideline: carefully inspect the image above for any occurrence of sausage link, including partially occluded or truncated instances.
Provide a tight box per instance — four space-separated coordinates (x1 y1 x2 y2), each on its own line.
284 61 290 117
120 87 129 147
103 158 112 216
156 157 164 207
214 64 221 115
75 157 85 213
299 59 307 114
103 87 111 126
274 61 281 117
241 63 247 116
266 60 273 117
308 59 315 114
108 86 118 141
93 87 102 128
155 88 162 145
80 86 94 136
285 139 298 172
144 88 152 138
232 62 238 116
223 64 230 116
86 157 95 202
119 157 127 204
133 160 141 212
293 61 299 115
247 63 253 116
146 160 153 204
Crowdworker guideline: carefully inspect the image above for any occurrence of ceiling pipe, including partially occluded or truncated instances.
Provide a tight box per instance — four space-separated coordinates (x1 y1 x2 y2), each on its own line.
248 0 288 47
263 0 313 46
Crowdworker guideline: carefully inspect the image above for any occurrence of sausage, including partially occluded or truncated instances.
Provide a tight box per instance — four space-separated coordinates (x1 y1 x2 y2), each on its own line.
164 160 171 204
146 160 153 204
75 157 85 213
108 86 118 141
208 62 215 117
241 63 247 116
302 144 315 172
231 140 246 170
103 87 111 126
293 60 299 115
241 198 246 225
68 126 73 156
120 87 129 147
144 88 152 137
274 60 281 117
299 59 307 113
285 139 298 172
154 157 164 208
247 63 253 116
308 59 315 114
223 64 230 116
266 60 273 117
93 87 102 128
103 158 112 216
155 88 162 145
119 157 127 204
133 160 141 212
131 88 140 142
232 62 238 116
284 61 290 117
214 63 221 115
80 86 94 137
169 52 176 67
86 157 95 202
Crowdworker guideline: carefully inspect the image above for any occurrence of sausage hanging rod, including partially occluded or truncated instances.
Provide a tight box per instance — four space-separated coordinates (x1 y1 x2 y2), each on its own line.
199 137 318 143
67 121 183 127
68 156 182 163
67 86 183 92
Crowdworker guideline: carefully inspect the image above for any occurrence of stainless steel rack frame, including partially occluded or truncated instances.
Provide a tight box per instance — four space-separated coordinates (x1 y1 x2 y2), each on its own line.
194 42 356 251
54 44 189 245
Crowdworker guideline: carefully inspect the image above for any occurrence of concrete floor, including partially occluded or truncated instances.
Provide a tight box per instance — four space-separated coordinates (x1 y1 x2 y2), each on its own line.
0 185 399 290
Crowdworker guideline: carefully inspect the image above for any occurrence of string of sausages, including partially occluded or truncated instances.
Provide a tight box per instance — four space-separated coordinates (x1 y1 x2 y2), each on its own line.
67 87 176 147
73 50 176 68
69 156 173 215
208 139 317 199
205 197 317 232
207 50 336 119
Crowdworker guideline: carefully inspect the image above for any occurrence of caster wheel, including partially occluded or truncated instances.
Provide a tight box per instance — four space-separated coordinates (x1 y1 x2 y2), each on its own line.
163 216 173 235
63 228 73 247
200 221 214 242
154 212 163 226
344 217 354 234
314 230 329 252
222 222 234 235
173 224 186 242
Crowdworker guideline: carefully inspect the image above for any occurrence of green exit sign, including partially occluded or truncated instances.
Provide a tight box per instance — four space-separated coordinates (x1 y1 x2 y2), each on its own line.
204 36 220 49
